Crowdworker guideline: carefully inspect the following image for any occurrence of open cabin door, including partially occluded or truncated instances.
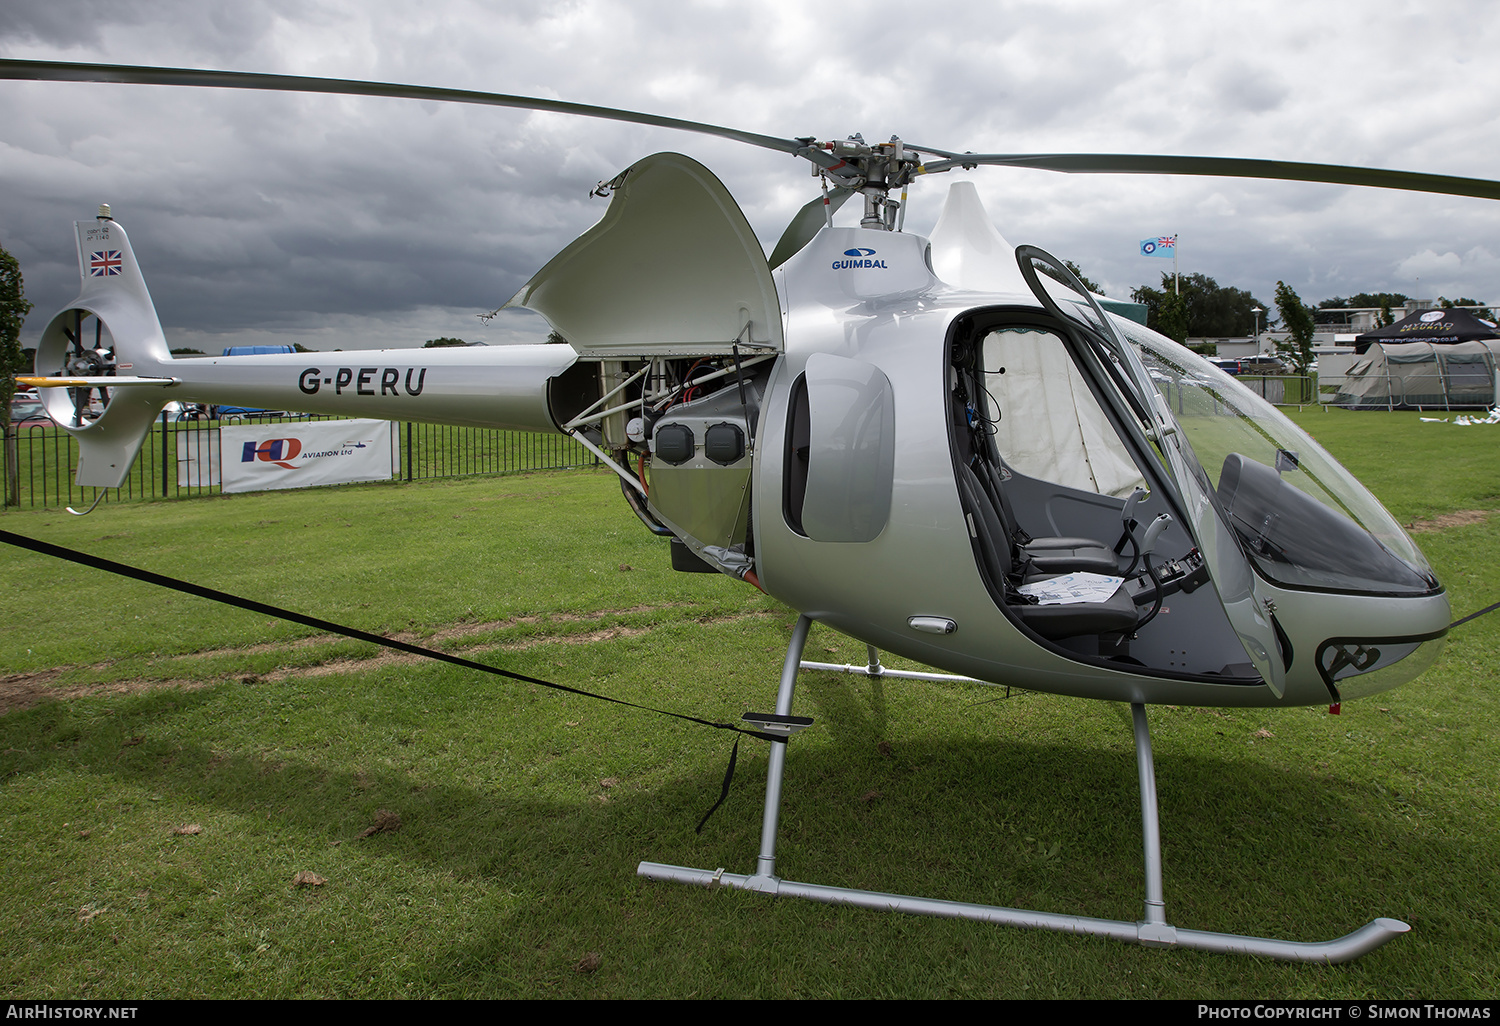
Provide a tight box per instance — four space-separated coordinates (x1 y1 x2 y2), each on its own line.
1015 247 1289 696
506 152 783 358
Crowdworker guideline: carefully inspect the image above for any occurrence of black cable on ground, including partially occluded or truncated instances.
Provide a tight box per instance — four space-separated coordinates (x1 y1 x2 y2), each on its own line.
1449 597 1500 631
0 528 786 746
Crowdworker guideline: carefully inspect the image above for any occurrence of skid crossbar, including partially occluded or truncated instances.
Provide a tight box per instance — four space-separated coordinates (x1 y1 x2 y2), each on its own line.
637 615 1410 963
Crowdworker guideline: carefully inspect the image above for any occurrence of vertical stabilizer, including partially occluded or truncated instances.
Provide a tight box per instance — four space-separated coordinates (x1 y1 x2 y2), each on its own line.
33 211 174 487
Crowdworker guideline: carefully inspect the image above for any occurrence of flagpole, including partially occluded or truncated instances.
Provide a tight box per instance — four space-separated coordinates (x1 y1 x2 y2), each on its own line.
1174 234 1179 296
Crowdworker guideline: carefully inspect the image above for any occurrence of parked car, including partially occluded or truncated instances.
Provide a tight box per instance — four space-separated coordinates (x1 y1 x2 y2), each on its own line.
10 390 111 428
8 392 54 429
213 406 297 421
213 344 298 419
1206 357 1241 376
1237 355 1290 375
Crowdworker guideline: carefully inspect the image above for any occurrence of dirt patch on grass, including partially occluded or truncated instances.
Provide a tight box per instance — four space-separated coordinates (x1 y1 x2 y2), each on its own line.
170 603 695 663
1405 509 1494 533
0 669 209 716
4 609 776 714
257 614 771 684
422 603 687 645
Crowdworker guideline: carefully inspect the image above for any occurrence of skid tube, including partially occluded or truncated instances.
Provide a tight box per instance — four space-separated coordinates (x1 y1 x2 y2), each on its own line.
637 614 1410 964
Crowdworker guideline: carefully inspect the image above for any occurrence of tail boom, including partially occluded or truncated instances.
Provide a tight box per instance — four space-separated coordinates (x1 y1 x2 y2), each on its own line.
27 211 587 488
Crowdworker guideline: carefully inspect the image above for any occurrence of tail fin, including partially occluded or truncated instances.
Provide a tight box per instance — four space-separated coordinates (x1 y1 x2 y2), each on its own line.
33 208 174 487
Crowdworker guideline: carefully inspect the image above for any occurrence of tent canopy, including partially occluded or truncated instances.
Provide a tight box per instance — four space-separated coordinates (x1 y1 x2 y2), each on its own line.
1334 339 1500 409
1354 307 1499 353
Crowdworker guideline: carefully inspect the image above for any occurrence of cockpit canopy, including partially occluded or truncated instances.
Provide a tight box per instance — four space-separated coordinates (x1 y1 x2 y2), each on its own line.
1017 247 1438 600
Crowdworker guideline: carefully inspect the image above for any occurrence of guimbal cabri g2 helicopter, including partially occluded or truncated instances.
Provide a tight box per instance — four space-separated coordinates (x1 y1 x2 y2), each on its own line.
8 60 1498 964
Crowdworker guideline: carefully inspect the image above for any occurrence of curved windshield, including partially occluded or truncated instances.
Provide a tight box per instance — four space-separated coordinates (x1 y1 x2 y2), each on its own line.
1118 324 1438 595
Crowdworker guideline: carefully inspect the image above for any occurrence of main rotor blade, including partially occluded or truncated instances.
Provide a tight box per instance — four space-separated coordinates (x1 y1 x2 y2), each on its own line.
914 150 1500 202
768 186 856 269
17 62 1495 205
0 59 808 158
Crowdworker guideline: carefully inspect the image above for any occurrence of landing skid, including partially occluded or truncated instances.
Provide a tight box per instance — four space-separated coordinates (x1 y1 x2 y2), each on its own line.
637 614 1409 963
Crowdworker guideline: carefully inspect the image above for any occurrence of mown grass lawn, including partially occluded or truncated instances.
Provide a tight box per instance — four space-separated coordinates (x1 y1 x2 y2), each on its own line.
0 408 1497 999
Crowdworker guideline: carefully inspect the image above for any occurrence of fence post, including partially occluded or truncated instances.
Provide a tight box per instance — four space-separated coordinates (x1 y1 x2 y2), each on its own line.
160 410 169 498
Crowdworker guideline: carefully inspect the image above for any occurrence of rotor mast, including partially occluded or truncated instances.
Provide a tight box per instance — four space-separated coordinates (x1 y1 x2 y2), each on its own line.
800 135 925 231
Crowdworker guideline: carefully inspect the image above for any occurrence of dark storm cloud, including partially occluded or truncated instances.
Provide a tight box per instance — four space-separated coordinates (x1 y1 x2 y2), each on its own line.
3 0 1500 352
0 54 640 345
1 0 293 57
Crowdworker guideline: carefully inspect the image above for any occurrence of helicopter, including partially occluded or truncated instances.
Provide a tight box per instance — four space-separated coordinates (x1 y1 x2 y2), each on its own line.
5 59 1496 964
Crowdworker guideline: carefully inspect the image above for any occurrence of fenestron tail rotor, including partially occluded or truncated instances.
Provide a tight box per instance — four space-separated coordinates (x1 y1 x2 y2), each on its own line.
57 309 113 426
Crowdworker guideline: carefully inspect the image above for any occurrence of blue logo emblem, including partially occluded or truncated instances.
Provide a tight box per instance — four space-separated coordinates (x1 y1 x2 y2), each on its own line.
832 246 888 271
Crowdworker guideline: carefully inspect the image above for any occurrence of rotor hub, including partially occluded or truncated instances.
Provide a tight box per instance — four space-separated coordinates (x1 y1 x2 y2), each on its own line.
804 135 922 231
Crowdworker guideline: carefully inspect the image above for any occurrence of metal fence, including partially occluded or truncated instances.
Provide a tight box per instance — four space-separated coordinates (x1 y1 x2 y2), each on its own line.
1233 374 1318 407
1153 373 1320 417
1 414 599 511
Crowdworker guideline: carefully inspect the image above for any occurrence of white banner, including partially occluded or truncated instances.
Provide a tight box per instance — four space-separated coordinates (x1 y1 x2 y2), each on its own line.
177 428 221 487
219 419 396 493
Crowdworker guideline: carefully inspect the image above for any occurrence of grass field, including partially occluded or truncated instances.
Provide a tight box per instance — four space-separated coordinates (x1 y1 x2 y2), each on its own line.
1 408 1497 999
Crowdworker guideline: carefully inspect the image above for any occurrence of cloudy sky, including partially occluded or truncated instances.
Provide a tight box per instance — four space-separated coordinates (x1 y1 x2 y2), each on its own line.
3 0 1499 352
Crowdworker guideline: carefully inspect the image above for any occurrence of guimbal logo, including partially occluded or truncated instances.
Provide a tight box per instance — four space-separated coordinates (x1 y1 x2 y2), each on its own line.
833 247 887 270
242 437 302 470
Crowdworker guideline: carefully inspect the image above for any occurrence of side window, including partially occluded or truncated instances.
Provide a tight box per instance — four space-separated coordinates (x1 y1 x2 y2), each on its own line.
783 374 810 535
784 354 896 542
981 328 1145 498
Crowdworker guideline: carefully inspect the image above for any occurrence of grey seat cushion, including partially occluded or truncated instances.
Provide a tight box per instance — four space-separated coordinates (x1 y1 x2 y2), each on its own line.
1023 537 1121 575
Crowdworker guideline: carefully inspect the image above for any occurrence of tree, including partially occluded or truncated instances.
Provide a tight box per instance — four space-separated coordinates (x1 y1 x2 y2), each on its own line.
1316 293 1410 327
1064 260 1105 295
1158 291 1189 345
423 337 468 348
1437 296 1493 319
1273 281 1316 376
1130 273 1267 339
1347 292 1410 309
1 240 35 507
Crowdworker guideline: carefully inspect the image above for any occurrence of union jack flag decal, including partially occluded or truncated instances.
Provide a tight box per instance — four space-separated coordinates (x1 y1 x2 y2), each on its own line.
89 250 123 276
